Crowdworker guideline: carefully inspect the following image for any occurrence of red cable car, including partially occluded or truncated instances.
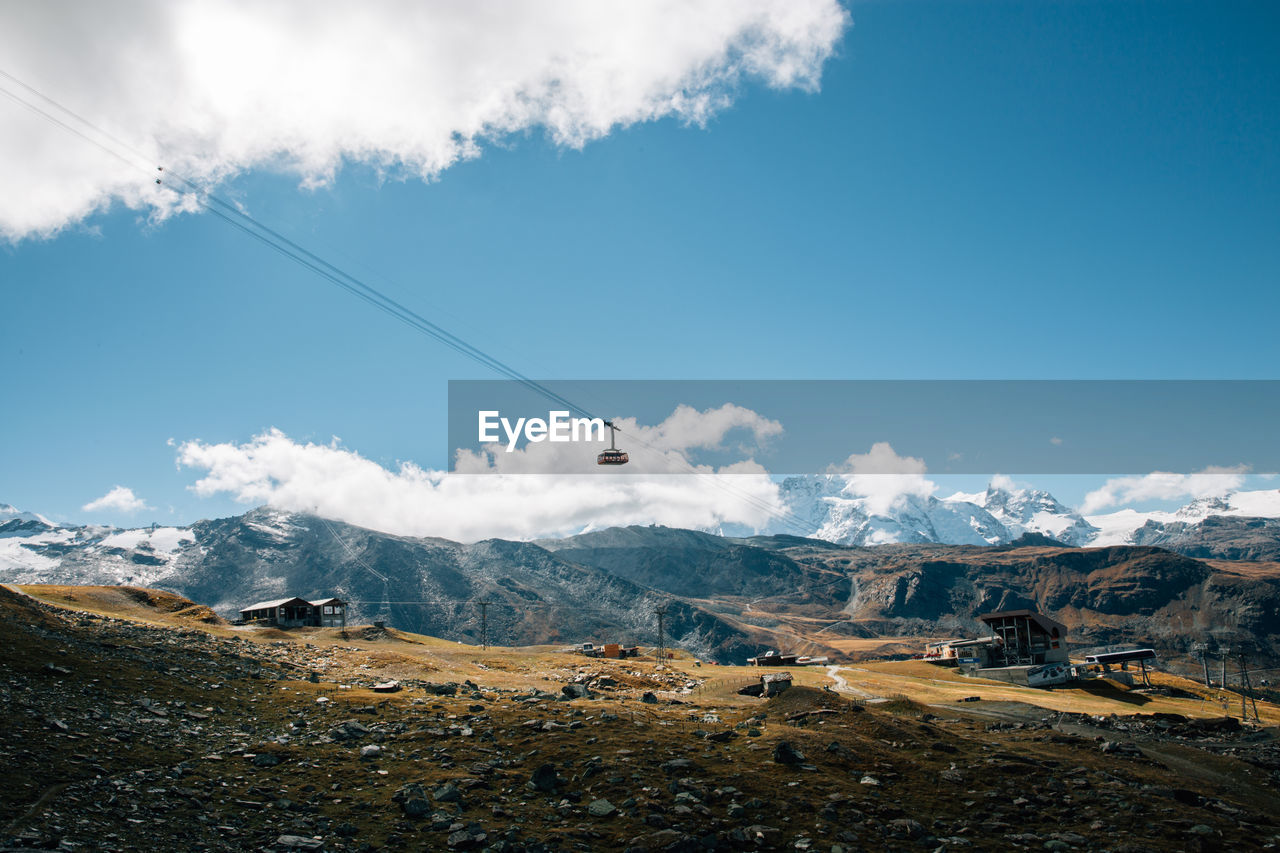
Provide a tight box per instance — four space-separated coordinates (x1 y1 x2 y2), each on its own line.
597 421 629 465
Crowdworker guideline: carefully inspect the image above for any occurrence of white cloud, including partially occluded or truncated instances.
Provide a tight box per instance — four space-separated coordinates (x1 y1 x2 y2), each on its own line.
82 485 151 514
1079 465 1249 515
829 442 935 516
988 473 1019 492
0 0 848 240
178 406 789 541
640 403 783 453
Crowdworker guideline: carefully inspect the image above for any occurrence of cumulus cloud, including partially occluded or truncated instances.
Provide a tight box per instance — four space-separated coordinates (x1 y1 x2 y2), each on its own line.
0 0 848 240
988 473 1019 492
829 442 936 515
1079 465 1250 515
82 485 151 514
640 403 783 453
177 405 788 541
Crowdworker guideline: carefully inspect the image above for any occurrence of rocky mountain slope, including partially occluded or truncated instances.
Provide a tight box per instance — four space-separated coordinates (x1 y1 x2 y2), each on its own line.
1128 516 1280 562
536 525 848 606
7 502 1280 660
0 508 777 663
5 584 1278 852
762 538 1280 653
539 527 1280 657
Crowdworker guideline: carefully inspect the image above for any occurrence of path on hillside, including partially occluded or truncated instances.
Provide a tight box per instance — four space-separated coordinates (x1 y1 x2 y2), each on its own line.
825 664 882 700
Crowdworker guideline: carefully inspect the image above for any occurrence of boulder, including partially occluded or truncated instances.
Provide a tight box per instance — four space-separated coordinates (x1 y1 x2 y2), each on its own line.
587 798 617 818
562 683 592 700
531 763 560 793
772 741 804 765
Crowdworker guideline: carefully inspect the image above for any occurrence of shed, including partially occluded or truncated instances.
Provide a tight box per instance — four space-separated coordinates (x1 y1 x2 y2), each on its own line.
310 597 347 628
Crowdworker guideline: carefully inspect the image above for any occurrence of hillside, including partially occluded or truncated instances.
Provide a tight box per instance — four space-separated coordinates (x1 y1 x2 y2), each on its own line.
766 539 1280 656
4 584 1280 852
538 525 849 609
1129 515 1280 562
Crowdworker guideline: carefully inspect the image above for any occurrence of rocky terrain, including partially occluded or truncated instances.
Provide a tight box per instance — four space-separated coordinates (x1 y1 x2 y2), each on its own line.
5 583 1280 852
1129 516 1280 562
760 538 1280 657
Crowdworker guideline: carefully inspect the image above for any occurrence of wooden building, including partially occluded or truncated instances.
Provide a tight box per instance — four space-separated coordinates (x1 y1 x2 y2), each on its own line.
239 596 347 628
310 598 347 628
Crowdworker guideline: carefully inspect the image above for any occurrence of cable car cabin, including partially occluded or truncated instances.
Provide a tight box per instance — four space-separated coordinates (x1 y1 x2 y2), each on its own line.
597 421 628 465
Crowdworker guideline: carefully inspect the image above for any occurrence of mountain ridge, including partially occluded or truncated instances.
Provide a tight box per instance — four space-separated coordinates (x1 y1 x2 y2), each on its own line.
6 500 1280 661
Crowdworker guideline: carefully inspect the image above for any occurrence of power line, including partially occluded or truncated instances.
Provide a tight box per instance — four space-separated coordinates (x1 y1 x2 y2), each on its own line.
0 68 821 538
319 518 388 584
0 70 592 420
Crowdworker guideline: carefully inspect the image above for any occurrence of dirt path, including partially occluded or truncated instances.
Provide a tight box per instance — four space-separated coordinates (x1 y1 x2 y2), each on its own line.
825 664 882 699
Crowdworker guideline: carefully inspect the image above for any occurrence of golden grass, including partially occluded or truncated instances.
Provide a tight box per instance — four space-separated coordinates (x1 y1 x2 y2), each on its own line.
827 659 1280 722
19 584 1279 726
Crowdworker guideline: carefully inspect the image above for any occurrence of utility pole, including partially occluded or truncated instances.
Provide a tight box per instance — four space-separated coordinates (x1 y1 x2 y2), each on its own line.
478 601 491 651
1192 642 1210 687
1219 646 1229 690
1237 649 1261 722
655 606 668 668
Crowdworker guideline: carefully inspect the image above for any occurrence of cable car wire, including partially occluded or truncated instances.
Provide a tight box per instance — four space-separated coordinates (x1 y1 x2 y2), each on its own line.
0 68 821 536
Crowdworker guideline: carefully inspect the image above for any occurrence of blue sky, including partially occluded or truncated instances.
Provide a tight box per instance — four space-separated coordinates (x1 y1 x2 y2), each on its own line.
2 0 1278 528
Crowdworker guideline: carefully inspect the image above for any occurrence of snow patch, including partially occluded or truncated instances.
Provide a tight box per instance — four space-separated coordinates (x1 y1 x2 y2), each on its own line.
100 527 195 553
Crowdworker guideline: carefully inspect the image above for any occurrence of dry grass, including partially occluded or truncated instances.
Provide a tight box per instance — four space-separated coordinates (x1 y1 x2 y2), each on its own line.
1204 559 1280 579
824 659 1280 722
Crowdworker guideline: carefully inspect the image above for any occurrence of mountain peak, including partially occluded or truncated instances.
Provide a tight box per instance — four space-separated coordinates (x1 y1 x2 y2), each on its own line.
0 503 54 526
777 476 1096 547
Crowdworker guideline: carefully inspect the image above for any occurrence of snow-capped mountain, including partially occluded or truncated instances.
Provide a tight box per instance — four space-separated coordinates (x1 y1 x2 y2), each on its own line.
772 476 1280 550
0 502 52 526
974 484 1099 545
773 476 1097 546
4 482 1280 592
0 507 198 586
1087 489 1280 548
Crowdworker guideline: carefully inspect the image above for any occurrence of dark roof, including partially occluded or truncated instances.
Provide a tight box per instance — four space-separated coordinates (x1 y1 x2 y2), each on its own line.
240 596 312 613
979 609 1067 637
